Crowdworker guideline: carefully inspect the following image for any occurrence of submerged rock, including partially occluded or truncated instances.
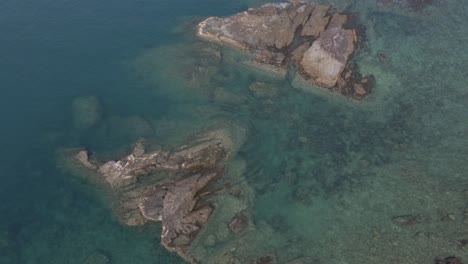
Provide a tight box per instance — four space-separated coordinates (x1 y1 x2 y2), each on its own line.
72 96 102 130
248 82 278 98
229 212 249 234
197 1 372 99
392 214 423 226
378 0 441 11
250 255 277 264
435 256 463 264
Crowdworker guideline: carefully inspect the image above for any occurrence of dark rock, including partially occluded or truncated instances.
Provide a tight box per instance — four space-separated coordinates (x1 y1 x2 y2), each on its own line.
435 256 463 264
377 52 388 62
456 239 468 248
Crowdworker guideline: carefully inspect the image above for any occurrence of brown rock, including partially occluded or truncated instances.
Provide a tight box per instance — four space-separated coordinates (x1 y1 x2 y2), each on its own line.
291 43 311 64
197 1 372 99
73 129 235 263
301 4 331 37
198 2 307 50
229 212 249 234
75 150 97 170
300 14 356 88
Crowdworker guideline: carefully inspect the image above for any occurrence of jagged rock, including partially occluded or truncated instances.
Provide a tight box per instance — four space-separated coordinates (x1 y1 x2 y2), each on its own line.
73 129 236 262
197 1 373 99
91 131 228 188
301 4 331 37
198 2 312 50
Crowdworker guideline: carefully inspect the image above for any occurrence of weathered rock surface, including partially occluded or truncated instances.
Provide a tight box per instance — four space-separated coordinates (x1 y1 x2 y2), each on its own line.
197 1 373 99
73 129 234 262
300 14 356 88
435 256 464 264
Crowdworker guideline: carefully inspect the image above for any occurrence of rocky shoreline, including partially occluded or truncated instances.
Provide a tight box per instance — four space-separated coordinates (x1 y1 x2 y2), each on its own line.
197 1 373 100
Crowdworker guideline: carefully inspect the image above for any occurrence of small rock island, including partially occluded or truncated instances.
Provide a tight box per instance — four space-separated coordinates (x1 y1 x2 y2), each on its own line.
197 1 373 99
72 129 236 262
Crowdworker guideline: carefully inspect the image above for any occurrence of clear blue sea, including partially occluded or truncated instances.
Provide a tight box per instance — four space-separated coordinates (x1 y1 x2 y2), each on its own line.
1 0 467 263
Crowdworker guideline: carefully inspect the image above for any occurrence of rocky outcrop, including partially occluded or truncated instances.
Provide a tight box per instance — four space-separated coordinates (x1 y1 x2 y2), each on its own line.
197 1 373 100
73 129 234 262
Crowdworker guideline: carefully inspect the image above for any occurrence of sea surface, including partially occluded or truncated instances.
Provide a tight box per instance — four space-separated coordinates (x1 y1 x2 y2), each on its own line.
0 0 467 263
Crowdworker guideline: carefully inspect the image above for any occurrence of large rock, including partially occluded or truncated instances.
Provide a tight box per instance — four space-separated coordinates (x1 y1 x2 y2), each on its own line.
73 129 235 262
300 14 356 88
197 1 373 99
301 4 331 37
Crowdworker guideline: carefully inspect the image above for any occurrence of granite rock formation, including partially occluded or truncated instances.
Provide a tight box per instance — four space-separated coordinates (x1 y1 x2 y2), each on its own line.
72 129 234 262
197 1 373 99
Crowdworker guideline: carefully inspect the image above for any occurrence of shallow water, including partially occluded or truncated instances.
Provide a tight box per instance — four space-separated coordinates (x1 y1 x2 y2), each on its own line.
1 0 467 263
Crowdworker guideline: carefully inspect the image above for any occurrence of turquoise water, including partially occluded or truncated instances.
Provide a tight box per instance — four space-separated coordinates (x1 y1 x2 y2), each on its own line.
1 0 467 263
